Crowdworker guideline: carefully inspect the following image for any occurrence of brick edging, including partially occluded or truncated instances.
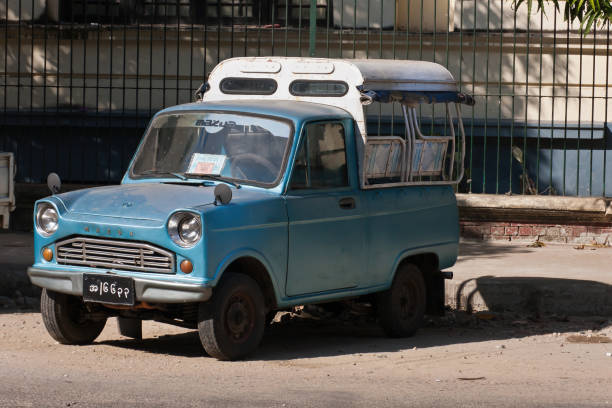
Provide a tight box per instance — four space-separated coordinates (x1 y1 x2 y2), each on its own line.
461 221 612 245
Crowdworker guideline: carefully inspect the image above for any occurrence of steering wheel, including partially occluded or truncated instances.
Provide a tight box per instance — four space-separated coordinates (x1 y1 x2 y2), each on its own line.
230 153 278 181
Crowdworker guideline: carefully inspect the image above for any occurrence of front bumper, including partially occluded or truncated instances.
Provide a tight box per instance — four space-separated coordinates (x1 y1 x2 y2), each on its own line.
28 267 212 304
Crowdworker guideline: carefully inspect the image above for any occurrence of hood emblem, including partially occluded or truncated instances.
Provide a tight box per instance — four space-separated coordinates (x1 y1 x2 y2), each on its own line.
122 201 134 208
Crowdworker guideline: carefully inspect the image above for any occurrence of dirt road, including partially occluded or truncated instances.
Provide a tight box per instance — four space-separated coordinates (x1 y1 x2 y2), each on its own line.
1 310 611 408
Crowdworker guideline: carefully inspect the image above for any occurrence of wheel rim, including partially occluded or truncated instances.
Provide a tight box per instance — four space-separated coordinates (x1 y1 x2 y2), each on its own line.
224 291 256 343
398 281 418 321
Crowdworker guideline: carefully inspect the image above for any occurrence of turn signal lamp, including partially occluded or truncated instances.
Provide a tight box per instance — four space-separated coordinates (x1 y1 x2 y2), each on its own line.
180 259 193 274
42 247 53 262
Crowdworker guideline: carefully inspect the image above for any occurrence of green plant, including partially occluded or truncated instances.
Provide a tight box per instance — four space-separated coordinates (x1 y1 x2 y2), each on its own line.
513 0 612 33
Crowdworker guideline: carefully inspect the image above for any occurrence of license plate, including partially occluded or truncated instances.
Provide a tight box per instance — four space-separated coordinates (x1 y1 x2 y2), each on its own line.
83 274 135 306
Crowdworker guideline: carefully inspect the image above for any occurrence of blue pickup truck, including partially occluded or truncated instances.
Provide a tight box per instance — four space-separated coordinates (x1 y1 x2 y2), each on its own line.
28 57 472 360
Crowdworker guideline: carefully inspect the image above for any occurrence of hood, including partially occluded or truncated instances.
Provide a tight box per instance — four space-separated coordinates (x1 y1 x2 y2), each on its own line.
55 183 220 221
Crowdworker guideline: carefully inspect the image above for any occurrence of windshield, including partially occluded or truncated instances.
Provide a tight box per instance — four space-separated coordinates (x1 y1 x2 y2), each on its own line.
131 111 293 186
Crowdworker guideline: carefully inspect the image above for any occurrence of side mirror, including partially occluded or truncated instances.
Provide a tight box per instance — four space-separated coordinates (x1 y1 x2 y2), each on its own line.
47 172 61 195
214 184 232 205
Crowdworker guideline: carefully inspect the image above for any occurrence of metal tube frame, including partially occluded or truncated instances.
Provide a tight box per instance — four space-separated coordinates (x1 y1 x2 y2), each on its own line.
362 102 465 189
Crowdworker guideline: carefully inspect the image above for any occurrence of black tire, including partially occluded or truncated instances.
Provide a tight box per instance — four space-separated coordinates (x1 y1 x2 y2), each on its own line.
198 273 265 360
40 289 107 345
377 263 426 338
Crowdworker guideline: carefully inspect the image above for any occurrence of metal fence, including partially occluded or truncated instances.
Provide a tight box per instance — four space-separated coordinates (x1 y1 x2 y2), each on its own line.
1 0 611 197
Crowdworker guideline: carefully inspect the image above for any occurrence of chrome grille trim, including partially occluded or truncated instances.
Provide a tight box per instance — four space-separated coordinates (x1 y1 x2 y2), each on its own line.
55 237 175 274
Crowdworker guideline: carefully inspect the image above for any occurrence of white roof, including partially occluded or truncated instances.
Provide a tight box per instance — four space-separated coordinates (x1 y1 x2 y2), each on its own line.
349 59 458 92
206 57 458 94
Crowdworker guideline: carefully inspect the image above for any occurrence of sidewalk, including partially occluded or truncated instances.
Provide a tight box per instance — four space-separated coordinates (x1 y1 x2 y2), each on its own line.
1 232 611 315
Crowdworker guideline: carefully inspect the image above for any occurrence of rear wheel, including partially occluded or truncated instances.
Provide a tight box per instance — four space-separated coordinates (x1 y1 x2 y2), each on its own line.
377 263 426 337
198 273 265 360
40 289 107 345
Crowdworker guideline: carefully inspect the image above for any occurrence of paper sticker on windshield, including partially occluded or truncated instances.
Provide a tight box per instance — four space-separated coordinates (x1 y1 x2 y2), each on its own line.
194 119 236 134
188 153 227 175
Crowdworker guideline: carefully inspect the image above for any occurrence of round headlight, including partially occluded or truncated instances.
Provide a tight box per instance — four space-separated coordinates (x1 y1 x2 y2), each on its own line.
168 212 201 248
36 203 59 236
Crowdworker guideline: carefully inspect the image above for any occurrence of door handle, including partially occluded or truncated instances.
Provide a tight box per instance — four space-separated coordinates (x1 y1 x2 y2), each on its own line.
338 197 355 210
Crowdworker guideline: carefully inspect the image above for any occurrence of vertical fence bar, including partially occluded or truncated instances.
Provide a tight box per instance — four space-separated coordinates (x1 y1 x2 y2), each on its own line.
176 0 181 104
28 0 34 182
419 0 423 60
2 0 7 153
562 22 570 196
42 0 48 180
122 0 129 175
298 0 303 55
53 0 59 179
269 0 273 55
550 8 557 194
577 21 584 195
285 0 289 55
509 2 517 194
430 0 437 137
80 1 87 183
495 0 503 193
189 5 194 100
309 0 316 56
468 0 476 193
482 0 489 193
590 27 596 195
379 0 383 59
231 0 236 57
522 10 530 194
352 0 356 58
326 0 330 58
339 0 343 57
535 10 543 194
162 3 168 108
604 22 610 197
16 0 22 179
95 4 102 182
365 0 369 58
109 1 115 182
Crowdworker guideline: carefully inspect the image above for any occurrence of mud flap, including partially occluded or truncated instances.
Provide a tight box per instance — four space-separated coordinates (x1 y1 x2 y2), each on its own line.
425 271 452 316
117 317 143 340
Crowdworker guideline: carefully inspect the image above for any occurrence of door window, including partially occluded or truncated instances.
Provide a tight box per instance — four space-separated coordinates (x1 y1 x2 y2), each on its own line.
289 122 348 189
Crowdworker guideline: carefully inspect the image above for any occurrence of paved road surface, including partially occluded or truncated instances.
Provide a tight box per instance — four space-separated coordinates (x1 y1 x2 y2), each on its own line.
1 311 611 407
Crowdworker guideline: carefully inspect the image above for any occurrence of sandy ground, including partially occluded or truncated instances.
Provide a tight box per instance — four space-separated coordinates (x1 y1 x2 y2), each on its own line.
1 310 611 408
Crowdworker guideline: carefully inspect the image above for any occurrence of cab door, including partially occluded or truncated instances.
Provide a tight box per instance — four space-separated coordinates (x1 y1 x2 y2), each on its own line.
284 121 366 296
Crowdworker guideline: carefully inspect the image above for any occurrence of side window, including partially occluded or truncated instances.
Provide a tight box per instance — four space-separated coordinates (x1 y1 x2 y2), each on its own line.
289 122 349 190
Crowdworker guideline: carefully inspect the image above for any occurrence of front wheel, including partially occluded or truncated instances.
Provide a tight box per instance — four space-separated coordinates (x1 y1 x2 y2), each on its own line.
197 273 265 360
376 263 426 338
40 289 107 345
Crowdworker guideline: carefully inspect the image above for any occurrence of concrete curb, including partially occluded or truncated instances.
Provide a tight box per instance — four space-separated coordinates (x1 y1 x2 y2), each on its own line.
457 193 612 226
456 193 611 213
445 277 612 316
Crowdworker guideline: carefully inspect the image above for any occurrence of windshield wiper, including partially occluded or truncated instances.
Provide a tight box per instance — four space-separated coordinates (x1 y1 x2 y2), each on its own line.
184 173 241 189
137 170 188 180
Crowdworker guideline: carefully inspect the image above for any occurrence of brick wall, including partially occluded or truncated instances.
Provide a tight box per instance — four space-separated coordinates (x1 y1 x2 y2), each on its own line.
460 221 612 245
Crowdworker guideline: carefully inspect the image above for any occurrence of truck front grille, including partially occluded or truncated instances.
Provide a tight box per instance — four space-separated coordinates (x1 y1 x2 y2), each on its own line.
55 236 175 274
